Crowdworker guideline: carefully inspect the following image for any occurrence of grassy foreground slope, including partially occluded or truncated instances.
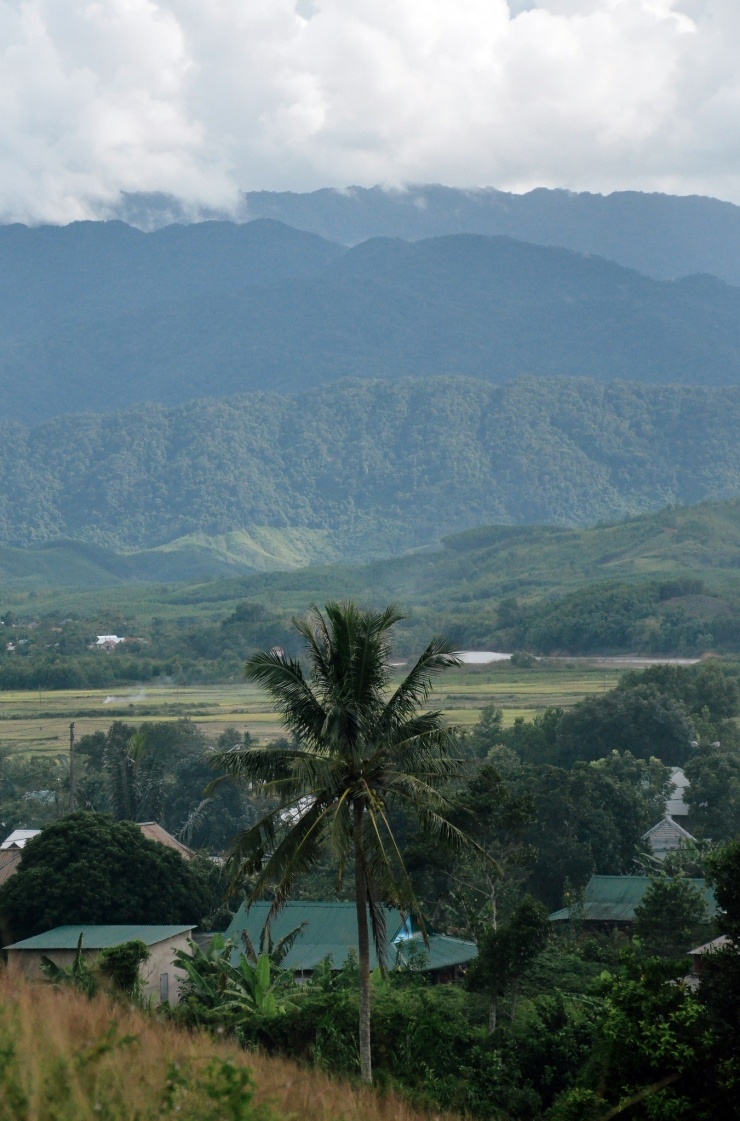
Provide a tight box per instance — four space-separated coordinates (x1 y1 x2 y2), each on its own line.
0 977 441 1121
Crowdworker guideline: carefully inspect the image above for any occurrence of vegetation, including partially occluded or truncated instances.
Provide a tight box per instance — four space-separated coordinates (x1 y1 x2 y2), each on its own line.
5 500 740 695
0 609 739 1117
5 228 740 426
241 183 740 286
0 812 221 941
2 382 740 565
216 602 469 1081
0 973 438 1121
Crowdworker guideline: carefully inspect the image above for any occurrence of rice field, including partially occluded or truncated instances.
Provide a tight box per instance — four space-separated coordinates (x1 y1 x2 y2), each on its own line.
0 660 626 755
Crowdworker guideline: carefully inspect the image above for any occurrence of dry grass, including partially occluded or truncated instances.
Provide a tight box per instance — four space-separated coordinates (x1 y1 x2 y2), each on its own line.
0 973 456 1121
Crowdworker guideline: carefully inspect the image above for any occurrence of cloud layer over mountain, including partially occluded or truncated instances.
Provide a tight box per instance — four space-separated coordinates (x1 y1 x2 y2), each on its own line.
1 0 739 223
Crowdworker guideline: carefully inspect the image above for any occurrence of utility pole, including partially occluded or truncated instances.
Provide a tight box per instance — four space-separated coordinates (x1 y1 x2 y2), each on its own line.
69 722 76 811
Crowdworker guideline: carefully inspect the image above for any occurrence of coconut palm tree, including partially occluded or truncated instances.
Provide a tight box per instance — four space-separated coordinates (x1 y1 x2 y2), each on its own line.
214 601 468 1082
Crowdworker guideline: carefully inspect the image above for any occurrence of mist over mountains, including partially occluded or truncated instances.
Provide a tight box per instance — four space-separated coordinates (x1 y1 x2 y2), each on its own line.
118 184 740 285
4 187 740 581
2 377 740 559
3 221 740 423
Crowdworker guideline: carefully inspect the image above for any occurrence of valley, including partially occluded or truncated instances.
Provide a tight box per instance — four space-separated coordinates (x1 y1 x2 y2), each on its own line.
0 660 631 756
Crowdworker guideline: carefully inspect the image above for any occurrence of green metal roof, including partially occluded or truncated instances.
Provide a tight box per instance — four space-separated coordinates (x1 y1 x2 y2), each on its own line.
225 902 477 972
550 875 717 923
7 924 194 951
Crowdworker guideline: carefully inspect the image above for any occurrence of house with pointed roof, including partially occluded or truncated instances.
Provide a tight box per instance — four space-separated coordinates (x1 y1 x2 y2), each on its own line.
643 816 696 860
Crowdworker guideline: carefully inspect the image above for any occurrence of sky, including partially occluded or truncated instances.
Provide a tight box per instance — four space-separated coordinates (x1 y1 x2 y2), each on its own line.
0 0 738 223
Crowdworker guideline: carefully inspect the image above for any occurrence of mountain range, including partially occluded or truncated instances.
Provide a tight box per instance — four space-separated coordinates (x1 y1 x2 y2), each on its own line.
117 183 740 284
3 222 740 423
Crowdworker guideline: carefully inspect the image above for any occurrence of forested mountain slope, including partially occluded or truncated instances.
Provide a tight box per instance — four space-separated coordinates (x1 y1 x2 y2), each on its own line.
4 230 740 422
0 218 340 342
117 184 740 286
2 377 740 558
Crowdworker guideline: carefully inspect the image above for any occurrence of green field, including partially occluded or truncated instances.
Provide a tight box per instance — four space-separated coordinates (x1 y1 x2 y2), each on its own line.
0 660 638 756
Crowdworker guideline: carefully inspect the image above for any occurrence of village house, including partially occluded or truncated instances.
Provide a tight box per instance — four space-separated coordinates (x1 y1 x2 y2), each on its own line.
6 924 194 1003
549 874 717 931
226 901 477 982
642 816 696 860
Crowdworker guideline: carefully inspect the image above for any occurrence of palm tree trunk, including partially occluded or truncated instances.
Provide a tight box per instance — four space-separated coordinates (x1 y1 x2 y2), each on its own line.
354 801 372 1083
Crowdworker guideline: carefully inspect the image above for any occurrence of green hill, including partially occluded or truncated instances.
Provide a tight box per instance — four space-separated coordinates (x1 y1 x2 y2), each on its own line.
239 184 740 285
230 497 740 611
7 497 740 660
3 377 740 558
211 498 740 655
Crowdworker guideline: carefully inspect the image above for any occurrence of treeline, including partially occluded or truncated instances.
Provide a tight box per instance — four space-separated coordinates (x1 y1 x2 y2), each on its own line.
488 577 740 656
2 378 740 555
3 583 740 694
0 601 299 689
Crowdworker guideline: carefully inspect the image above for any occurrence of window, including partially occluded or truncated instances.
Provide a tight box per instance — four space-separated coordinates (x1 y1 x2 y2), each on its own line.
160 972 169 1002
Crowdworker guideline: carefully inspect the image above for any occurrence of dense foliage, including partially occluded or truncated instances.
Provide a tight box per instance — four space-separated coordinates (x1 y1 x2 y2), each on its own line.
241 183 740 286
2 380 740 557
0 811 221 941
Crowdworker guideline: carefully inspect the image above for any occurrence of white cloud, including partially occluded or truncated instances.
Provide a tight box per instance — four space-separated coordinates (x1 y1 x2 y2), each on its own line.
0 0 738 222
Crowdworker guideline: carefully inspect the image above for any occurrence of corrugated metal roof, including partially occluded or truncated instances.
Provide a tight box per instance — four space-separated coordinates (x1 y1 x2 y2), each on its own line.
550 875 716 923
1 829 40 850
225 902 476 972
393 934 478 971
137 822 196 860
7 924 194 951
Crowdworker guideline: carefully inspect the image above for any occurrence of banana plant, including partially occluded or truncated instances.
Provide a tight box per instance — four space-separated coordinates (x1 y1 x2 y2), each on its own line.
40 933 98 997
173 933 299 1017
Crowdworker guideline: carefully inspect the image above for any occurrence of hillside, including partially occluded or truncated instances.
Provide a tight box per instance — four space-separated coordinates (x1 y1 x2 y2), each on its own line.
200 498 740 655
0 218 341 343
231 497 740 612
2 378 740 559
4 230 740 422
7 497 740 661
118 184 740 286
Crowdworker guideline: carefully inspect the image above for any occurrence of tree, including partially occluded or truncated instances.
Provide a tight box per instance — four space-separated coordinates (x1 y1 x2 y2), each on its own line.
214 601 467 1082
524 759 663 909
0 811 220 941
684 744 740 842
633 876 709 958
555 685 694 767
700 840 740 1107
548 954 708 1120
466 895 550 1031
450 751 535 935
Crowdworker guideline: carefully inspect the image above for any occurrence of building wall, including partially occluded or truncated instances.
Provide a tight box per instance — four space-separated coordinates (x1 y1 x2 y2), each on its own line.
6 933 192 1004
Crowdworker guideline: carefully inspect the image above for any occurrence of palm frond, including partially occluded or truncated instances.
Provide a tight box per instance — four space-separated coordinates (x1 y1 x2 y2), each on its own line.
379 637 462 732
244 650 327 745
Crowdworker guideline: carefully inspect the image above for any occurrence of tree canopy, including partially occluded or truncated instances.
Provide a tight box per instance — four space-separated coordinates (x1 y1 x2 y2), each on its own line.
0 812 219 942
